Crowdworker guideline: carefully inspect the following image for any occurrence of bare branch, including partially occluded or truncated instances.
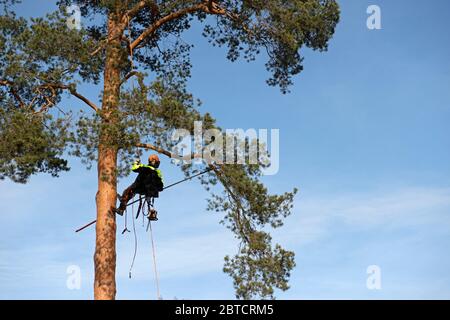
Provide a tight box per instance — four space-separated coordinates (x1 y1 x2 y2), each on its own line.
65 88 100 113
123 0 159 22
125 1 148 19
32 85 58 114
130 1 226 50
130 4 202 50
0 80 26 108
120 70 143 86
2 80 100 114
90 34 127 56
44 84 100 113
136 142 204 161
90 41 107 56
136 142 172 158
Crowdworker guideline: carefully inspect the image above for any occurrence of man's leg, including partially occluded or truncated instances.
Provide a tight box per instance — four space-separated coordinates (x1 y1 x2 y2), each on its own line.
116 183 136 215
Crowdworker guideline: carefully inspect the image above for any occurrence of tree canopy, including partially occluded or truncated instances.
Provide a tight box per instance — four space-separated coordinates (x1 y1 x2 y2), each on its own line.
0 0 339 299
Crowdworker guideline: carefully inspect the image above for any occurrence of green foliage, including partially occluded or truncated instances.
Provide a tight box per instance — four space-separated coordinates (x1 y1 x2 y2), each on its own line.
0 107 71 183
0 5 102 182
224 237 296 299
209 163 298 299
58 0 339 92
1 0 340 299
201 0 340 92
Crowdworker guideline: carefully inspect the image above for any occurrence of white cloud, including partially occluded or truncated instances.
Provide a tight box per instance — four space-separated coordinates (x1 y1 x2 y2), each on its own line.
0 241 90 296
2 179 450 299
273 187 450 247
120 187 450 283
116 224 237 281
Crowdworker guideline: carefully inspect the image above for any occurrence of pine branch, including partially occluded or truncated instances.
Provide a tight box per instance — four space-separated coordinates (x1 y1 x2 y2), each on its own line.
136 142 172 158
0 80 26 108
90 34 127 56
123 0 159 21
120 71 144 86
1 80 100 113
41 83 100 113
130 1 227 50
136 142 202 161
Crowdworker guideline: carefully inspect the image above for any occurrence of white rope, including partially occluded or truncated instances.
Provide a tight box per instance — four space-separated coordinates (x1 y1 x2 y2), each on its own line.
128 198 138 278
148 218 161 300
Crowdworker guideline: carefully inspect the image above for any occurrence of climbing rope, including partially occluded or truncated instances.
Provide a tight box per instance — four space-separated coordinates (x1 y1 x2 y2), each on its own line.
148 216 161 300
128 200 138 279
125 196 161 300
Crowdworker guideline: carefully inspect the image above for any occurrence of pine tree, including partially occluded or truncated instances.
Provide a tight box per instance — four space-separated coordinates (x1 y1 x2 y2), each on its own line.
0 0 339 299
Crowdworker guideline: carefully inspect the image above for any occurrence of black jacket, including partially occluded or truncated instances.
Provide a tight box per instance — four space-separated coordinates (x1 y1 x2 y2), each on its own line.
131 163 163 197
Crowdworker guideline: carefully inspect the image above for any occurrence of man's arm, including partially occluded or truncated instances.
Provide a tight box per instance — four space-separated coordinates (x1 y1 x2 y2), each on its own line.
155 169 164 191
131 160 144 173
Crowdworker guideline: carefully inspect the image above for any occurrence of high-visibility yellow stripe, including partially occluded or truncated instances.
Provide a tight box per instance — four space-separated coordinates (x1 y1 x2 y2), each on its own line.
131 163 163 182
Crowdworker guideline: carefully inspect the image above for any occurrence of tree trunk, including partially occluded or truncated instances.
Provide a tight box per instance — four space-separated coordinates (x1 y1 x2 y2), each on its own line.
94 15 122 300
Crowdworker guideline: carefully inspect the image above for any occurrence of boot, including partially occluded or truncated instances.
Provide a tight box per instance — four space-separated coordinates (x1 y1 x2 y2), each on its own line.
114 203 127 216
148 208 158 221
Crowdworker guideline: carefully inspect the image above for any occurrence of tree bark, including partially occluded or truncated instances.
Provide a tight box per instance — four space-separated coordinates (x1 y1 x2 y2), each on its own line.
94 15 122 300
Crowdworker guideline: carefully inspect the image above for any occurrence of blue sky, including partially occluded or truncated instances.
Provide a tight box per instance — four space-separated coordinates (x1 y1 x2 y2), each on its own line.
1 0 450 299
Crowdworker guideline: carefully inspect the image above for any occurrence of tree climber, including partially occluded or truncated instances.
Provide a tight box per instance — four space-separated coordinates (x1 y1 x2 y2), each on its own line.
115 154 163 220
